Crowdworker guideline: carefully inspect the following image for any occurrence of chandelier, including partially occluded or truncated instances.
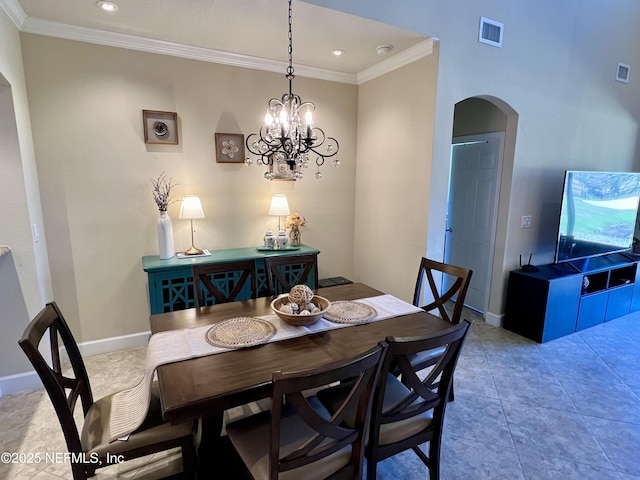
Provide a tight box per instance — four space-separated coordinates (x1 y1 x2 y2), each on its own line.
245 0 340 180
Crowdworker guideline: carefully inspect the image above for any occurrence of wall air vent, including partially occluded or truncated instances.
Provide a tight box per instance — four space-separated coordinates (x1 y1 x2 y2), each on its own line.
616 63 630 83
479 17 503 48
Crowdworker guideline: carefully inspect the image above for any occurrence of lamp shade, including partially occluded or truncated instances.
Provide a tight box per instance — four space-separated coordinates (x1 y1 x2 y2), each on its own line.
179 195 205 219
269 194 290 217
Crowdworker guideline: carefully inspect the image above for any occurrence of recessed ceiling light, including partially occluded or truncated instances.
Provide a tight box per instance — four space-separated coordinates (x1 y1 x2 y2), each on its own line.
331 49 345 57
96 1 118 12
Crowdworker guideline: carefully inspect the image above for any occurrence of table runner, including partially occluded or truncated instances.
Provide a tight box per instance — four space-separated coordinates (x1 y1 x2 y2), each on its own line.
107 294 423 442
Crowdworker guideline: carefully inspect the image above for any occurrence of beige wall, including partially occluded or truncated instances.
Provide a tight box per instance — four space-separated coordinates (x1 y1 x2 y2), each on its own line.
0 9 50 379
353 53 439 301
20 34 357 342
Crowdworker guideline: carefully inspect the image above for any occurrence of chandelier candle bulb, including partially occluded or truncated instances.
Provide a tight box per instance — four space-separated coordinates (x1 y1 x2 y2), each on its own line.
305 109 313 138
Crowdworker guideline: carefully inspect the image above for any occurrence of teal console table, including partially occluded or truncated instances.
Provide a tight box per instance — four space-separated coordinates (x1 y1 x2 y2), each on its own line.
142 245 320 314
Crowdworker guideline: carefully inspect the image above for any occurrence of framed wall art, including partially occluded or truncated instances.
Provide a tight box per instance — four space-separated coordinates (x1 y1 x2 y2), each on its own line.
143 110 179 145
215 133 245 163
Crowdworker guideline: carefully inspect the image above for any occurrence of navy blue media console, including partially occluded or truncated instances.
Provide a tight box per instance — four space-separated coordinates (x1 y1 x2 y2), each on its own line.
504 252 640 342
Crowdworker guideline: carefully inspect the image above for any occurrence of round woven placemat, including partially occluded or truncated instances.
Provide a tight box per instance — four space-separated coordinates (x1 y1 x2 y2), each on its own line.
205 317 276 348
324 301 377 324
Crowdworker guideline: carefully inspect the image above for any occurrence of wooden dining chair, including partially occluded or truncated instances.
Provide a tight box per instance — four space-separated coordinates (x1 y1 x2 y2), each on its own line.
18 302 197 480
192 259 257 307
409 257 472 400
318 321 472 480
264 253 319 296
225 342 388 480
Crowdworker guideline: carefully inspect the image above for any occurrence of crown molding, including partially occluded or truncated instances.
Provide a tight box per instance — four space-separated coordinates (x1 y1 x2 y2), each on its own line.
19 17 359 84
357 38 436 84
13 13 433 86
0 0 27 28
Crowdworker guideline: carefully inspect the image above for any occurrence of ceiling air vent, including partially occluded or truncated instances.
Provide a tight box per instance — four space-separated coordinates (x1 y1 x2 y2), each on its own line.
616 63 630 83
479 17 503 48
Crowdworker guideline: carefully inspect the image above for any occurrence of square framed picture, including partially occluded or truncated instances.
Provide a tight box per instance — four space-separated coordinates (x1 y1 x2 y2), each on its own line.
143 110 179 145
215 133 245 163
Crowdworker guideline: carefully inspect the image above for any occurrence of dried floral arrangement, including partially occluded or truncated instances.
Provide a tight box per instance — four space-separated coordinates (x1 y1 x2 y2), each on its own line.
150 172 178 212
286 212 307 229
286 213 307 246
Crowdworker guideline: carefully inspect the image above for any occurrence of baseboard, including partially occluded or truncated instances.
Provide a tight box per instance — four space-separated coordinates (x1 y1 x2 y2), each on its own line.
0 370 42 396
0 330 151 397
76 330 151 357
485 311 503 327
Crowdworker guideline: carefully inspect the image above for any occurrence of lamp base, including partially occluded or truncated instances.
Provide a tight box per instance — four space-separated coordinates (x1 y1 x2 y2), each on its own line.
183 245 204 256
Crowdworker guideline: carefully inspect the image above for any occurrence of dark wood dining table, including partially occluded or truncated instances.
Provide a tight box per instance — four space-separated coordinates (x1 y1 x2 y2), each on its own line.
150 282 453 427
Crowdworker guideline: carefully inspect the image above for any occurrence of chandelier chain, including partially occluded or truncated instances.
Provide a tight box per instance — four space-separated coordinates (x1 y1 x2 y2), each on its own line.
287 0 294 79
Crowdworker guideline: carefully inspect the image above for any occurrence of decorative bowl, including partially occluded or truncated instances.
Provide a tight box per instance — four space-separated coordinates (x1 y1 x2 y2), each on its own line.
270 295 331 326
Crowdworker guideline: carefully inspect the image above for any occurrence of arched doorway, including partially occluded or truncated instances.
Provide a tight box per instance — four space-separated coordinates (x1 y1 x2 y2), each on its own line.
442 96 517 321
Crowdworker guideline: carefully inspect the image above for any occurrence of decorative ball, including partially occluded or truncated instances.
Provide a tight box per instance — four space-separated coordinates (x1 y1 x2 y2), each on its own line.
280 304 293 314
288 285 314 306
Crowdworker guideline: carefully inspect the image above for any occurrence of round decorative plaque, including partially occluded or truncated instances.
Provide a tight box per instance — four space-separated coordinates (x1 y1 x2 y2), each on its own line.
153 121 169 137
324 301 377 325
205 317 276 348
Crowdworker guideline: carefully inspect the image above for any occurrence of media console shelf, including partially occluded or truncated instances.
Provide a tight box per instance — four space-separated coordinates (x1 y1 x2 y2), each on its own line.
504 252 640 342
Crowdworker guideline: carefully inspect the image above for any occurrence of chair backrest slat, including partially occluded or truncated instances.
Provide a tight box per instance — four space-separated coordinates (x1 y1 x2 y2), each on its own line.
264 253 319 296
18 302 93 457
192 260 257 307
369 321 472 449
269 342 387 480
413 257 472 324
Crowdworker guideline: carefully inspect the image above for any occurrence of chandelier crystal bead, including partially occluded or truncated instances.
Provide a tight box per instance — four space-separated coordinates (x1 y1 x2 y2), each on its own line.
245 0 340 181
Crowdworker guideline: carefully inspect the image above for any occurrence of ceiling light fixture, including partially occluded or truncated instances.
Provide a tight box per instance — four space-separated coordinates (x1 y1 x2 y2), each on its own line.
96 1 118 12
244 0 340 181
331 49 345 57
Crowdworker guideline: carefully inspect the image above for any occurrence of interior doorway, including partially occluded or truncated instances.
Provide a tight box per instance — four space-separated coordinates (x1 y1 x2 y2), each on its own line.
444 132 504 313
444 97 509 313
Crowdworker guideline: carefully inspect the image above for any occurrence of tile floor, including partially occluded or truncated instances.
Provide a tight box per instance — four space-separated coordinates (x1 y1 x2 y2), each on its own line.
1 309 639 479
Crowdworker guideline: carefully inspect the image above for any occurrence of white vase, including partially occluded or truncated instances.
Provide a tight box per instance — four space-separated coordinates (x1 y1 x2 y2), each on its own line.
276 229 288 249
263 228 276 249
157 211 175 259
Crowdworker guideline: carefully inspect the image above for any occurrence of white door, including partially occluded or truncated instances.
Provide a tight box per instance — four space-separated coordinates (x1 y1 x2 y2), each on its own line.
444 133 503 312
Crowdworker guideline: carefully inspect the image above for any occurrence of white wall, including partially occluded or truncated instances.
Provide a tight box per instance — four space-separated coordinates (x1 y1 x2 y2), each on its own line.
20 34 357 342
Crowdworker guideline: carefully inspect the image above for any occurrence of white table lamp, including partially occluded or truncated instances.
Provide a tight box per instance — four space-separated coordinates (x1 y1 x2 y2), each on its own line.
179 195 205 255
269 194 290 231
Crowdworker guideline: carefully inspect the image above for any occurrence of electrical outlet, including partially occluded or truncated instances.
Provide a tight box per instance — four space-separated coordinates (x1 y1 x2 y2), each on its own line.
521 216 533 228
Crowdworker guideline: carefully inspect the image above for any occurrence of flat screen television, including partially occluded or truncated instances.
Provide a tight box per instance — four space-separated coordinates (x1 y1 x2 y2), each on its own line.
555 170 640 263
